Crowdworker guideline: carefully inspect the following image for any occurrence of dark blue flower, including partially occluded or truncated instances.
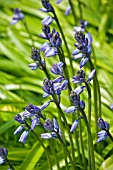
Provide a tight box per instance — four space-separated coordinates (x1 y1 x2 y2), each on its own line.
98 118 109 131
41 118 61 139
73 22 92 68
70 120 79 132
50 62 64 75
14 114 25 124
10 8 24 25
43 119 54 131
72 69 85 84
40 0 54 13
42 78 54 97
0 148 8 165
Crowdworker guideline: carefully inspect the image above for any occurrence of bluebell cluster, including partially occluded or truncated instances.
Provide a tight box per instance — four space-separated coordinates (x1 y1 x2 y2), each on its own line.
11 0 113 145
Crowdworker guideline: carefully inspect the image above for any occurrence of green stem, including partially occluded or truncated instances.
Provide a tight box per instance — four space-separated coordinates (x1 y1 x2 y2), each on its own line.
78 111 87 169
80 109 95 170
28 126 53 170
68 0 77 25
49 140 60 170
77 0 83 19
85 83 92 170
6 158 15 170
57 132 75 170
22 20 34 47
55 102 76 168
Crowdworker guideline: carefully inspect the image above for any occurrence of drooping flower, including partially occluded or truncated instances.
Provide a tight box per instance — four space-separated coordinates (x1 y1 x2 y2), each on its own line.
10 8 24 25
97 118 113 143
72 69 96 85
41 118 61 139
40 0 54 13
0 148 8 165
40 27 62 57
50 62 64 75
29 47 45 70
64 91 85 114
98 118 109 131
72 21 92 68
97 130 108 143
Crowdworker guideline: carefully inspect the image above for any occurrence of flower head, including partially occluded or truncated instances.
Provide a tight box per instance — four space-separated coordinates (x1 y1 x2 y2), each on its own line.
0 148 8 165
98 118 109 131
97 130 108 142
40 0 54 13
73 21 92 68
29 47 45 70
10 8 24 25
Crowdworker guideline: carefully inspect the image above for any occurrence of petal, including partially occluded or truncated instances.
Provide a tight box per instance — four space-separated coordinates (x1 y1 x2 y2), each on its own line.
64 106 76 113
65 6 71 16
19 131 29 143
42 16 53 26
74 86 86 95
88 69 96 82
40 101 50 110
14 125 24 135
72 49 80 55
70 120 79 132
40 42 50 51
41 133 52 139
80 57 89 68
73 53 83 60
44 47 57 57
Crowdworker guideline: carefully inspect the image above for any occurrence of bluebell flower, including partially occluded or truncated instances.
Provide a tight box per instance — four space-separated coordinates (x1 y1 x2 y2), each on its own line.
43 119 54 131
14 114 25 124
97 130 108 142
98 118 109 131
42 16 54 26
14 125 24 135
40 0 54 13
65 6 71 16
72 69 96 85
50 62 64 75
88 69 96 82
42 78 54 97
73 21 92 68
29 47 45 70
44 47 58 57
42 78 68 97
110 104 113 110
41 118 61 139
10 8 24 25
0 148 8 165
72 70 85 84
74 86 86 95
40 28 62 57
40 25 51 40
70 120 79 132
65 91 85 114
64 106 76 113
19 130 29 143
